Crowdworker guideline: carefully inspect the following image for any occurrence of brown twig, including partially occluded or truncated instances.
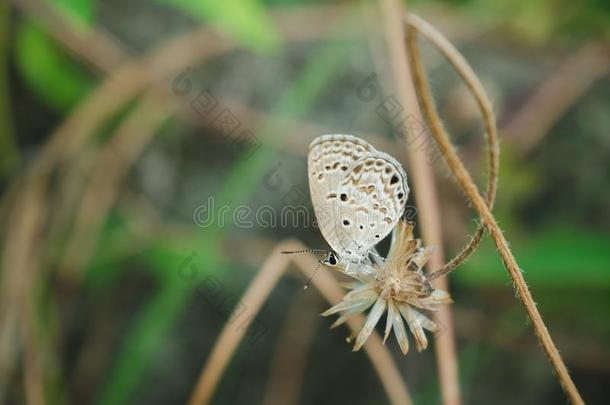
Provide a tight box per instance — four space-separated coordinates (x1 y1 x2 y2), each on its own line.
20 302 44 405
12 0 129 73
261 292 320 405
421 12 500 281
58 90 174 283
376 1 461 404
405 13 584 404
188 240 412 405
0 178 46 399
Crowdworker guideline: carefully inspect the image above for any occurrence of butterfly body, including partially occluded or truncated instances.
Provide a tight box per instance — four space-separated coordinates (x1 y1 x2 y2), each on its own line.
308 134 409 272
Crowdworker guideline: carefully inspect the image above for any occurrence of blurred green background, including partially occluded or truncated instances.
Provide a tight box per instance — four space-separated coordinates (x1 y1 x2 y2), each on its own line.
1 0 609 404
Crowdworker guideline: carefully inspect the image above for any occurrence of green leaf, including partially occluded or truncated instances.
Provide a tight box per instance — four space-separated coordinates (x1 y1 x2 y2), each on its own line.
155 0 279 52
15 22 94 110
16 0 94 110
456 225 610 288
50 0 94 25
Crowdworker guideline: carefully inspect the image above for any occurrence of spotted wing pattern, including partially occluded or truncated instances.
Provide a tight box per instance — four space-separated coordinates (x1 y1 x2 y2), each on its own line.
308 134 409 260
308 135 375 257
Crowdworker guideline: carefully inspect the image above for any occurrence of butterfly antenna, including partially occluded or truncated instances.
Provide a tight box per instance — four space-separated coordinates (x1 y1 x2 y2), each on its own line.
303 261 323 290
281 248 328 255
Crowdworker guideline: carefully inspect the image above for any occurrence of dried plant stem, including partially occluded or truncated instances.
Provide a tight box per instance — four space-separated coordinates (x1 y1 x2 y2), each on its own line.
261 292 319 405
405 14 584 404
188 241 412 405
21 303 44 405
377 1 460 404
187 245 290 405
423 16 500 280
0 179 46 397
59 91 173 283
411 12 499 282
13 0 129 72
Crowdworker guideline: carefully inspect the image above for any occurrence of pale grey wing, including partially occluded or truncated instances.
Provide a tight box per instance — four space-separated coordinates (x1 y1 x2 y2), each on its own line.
308 134 375 256
332 152 409 257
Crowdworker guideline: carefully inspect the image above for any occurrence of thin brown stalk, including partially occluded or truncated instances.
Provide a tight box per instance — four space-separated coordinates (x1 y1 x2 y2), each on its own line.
188 241 412 405
405 13 584 404
21 303 44 405
12 0 129 73
0 178 46 398
58 91 173 283
420 11 500 281
261 292 319 405
377 1 460 404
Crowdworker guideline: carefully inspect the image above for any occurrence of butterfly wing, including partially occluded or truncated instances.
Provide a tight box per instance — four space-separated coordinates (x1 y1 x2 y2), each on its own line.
308 134 375 256
333 151 409 258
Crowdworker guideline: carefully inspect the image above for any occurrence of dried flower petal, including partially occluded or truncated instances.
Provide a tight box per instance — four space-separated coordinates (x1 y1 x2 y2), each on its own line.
383 299 396 344
391 302 410 355
330 295 376 329
353 295 386 351
398 304 428 351
321 291 377 316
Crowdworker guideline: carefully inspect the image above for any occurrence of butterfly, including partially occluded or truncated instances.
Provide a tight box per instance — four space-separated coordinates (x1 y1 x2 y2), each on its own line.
307 134 409 273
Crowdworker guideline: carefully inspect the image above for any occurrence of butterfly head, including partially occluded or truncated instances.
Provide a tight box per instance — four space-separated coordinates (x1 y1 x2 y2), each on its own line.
321 251 339 267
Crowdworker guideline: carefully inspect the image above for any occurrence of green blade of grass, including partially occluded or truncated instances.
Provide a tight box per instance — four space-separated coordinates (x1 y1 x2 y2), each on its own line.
456 225 610 288
154 0 280 52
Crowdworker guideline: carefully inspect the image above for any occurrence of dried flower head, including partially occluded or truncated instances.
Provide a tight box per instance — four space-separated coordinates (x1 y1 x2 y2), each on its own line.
322 220 452 354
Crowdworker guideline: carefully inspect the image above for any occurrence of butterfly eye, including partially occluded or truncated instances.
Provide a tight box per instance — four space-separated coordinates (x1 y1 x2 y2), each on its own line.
328 253 337 265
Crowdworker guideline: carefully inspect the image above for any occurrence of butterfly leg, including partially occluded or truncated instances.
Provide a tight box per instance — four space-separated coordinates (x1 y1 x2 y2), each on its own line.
369 249 385 267
344 261 351 275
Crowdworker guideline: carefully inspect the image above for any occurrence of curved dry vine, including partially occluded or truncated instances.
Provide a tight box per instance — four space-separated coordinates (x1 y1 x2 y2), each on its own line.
404 13 584 405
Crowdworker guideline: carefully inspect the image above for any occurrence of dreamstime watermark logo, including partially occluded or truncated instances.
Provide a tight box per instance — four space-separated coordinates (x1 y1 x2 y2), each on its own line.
193 197 418 229
176 252 268 346
193 197 313 228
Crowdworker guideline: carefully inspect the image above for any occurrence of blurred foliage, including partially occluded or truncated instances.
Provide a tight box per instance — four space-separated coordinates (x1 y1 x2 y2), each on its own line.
54 0 94 23
94 21 356 403
15 0 94 110
16 22 94 110
458 226 610 287
0 2 18 177
154 0 280 52
4 0 610 404
414 0 610 42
